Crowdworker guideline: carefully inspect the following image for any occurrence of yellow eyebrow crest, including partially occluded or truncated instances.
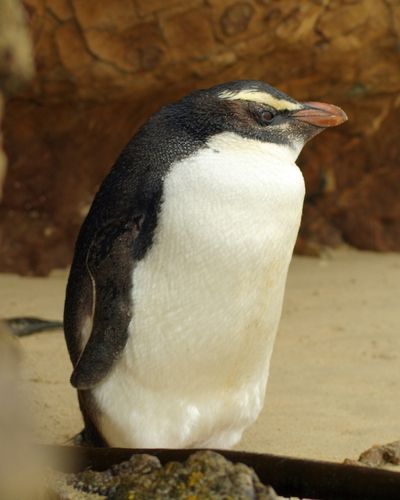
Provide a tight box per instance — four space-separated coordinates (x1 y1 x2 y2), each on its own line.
218 90 300 111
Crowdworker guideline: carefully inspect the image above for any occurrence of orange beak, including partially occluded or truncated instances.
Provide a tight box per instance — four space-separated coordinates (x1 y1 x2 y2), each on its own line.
292 101 348 127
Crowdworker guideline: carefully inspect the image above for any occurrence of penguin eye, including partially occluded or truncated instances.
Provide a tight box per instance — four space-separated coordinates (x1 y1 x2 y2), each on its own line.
261 110 274 124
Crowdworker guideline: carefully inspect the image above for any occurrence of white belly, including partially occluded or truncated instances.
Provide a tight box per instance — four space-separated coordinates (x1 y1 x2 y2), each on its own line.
93 132 305 448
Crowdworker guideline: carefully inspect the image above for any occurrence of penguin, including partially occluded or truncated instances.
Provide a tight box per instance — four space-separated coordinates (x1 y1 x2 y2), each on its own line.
64 80 347 448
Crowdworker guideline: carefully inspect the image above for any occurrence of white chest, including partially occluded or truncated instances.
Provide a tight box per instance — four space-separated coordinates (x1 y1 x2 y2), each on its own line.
93 132 305 448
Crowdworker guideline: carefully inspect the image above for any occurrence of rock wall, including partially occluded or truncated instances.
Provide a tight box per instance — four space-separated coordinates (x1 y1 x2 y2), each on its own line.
0 0 34 275
2 0 400 274
0 0 33 197
0 3 38 498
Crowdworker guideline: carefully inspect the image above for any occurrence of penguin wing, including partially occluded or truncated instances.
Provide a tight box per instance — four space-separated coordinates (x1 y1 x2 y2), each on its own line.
69 213 143 390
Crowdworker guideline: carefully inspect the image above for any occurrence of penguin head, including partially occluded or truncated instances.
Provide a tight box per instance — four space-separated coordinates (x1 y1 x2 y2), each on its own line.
167 80 347 158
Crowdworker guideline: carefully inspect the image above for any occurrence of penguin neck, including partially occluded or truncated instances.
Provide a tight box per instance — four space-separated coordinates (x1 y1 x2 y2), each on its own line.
205 131 303 165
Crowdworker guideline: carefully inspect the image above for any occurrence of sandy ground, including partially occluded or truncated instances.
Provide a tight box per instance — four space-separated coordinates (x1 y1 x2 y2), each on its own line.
1 246 399 465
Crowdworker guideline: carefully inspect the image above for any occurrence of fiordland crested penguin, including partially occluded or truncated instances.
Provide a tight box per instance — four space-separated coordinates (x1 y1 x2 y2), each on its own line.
64 80 347 448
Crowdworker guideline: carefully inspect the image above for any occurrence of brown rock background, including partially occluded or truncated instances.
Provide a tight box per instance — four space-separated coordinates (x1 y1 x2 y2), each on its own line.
1 0 400 275
0 0 33 197
0 3 39 499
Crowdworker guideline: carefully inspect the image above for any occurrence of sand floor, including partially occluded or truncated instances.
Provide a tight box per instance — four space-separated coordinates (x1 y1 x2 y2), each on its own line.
1 246 399 464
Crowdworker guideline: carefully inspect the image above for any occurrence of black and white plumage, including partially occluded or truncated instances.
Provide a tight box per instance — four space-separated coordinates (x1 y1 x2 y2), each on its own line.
64 80 347 448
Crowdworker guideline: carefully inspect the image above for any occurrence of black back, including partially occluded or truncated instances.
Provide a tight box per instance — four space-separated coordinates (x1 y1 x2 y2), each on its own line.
64 94 210 389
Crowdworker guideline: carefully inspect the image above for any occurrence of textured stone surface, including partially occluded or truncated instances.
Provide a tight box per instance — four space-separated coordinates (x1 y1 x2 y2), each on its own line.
1 0 400 274
49 451 278 499
0 0 34 204
0 0 33 282
0 2 36 497
0 0 33 96
0 96 6 200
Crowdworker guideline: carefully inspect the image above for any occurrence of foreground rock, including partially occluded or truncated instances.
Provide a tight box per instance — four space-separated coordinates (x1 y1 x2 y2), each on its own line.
0 322 43 499
46 450 278 500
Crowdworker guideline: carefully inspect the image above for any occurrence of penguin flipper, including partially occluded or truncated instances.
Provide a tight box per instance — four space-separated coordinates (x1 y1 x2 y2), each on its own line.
70 214 142 390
